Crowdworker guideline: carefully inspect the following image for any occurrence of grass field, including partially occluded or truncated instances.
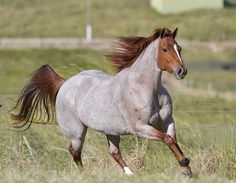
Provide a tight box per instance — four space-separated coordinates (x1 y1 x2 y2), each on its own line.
0 47 236 182
1 48 236 94
0 47 235 113
1 48 236 125
1 0 236 182
0 124 235 183
0 0 236 40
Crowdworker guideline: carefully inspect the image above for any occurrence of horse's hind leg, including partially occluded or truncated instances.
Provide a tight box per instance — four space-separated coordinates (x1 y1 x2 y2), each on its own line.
68 127 87 167
106 135 133 176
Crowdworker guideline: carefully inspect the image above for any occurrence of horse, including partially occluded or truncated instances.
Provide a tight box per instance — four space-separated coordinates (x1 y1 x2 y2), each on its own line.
11 27 192 177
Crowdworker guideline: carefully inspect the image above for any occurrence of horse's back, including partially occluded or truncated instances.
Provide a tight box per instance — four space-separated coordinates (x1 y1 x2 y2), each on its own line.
79 70 111 79
59 70 112 99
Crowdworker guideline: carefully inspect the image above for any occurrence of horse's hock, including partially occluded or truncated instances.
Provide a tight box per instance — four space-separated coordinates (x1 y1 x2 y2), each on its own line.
150 0 224 14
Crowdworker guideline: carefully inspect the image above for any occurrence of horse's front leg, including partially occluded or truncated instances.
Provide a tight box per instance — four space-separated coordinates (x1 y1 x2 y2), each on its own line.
135 123 192 177
165 116 177 142
164 117 192 176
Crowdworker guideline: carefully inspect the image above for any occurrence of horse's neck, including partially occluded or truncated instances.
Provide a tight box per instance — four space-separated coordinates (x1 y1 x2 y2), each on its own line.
129 39 162 89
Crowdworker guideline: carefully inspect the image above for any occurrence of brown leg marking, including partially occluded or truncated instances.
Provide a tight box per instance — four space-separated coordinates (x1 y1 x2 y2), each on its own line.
171 132 177 143
163 134 185 161
163 134 192 176
107 135 127 169
135 124 191 176
68 127 87 167
111 148 127 169
68 142 83 167
136 125 185 161
107 135 133 175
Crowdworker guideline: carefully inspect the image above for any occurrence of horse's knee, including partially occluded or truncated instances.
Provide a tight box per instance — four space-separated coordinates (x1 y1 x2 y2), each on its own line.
163 134 175 146
108 146 122 161
109 145 120 155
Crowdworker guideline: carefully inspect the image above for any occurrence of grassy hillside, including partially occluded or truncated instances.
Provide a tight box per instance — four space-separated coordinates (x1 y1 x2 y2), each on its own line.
1 48 236 95
0 0 236 40
0 48 236 125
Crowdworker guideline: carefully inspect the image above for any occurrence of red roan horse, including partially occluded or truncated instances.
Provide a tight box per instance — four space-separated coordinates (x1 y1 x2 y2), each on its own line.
11 28 192 177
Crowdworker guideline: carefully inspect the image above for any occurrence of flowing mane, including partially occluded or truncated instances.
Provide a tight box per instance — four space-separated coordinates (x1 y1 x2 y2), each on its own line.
106 28 173 72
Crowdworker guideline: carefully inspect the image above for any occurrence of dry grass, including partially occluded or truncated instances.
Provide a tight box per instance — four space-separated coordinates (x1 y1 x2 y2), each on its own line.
125 138 148 170
0 48 236 182
197 145 220 175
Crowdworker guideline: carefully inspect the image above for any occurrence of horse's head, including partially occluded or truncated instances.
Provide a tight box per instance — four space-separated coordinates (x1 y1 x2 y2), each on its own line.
157 28 187 80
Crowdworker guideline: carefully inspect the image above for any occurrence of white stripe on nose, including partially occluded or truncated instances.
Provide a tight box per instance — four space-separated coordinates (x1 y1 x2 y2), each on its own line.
173 44 182 62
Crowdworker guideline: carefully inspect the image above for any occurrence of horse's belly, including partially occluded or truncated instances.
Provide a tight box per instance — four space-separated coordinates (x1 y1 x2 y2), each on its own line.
87 115 131 135
79 99 131 135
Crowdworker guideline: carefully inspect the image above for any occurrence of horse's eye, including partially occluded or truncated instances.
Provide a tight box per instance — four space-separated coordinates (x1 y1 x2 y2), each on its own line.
163 48 168 53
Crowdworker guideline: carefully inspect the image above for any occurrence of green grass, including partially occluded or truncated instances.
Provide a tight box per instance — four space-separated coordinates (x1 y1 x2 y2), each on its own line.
1 1 236 182
0 122 235 183
0 0 236 40
0 49 110 95
186 70 236 92
0 48 236 126
0 48 236 182
1 48 236 95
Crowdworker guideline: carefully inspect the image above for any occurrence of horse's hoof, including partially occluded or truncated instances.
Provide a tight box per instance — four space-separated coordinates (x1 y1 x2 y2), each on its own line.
180 166 192 177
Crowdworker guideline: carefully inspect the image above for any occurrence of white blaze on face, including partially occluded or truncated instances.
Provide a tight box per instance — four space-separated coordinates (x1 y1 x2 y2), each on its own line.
173 44 182 62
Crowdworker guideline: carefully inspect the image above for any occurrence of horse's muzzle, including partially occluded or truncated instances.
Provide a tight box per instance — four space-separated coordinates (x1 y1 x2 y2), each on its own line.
175 67 187 80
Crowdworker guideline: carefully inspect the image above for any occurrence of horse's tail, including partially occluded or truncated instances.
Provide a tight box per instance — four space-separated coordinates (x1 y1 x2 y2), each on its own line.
11 64 65 130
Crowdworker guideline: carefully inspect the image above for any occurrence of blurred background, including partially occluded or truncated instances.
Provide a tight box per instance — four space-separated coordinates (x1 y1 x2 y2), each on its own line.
0 0 236 182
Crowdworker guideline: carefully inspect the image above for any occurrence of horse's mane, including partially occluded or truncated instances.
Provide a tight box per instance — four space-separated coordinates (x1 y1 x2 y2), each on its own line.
106 28 172 72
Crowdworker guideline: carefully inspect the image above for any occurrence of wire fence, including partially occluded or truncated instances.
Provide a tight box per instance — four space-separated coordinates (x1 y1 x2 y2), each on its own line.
177 125 236 149
1 94 236 149
1 124 235 148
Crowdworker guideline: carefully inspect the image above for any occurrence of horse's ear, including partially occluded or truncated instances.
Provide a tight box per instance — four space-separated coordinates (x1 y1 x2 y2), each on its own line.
160 28 167 38
172 27 178 38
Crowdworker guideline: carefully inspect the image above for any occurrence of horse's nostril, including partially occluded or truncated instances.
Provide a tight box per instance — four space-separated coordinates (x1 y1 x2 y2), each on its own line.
178 68 183 75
